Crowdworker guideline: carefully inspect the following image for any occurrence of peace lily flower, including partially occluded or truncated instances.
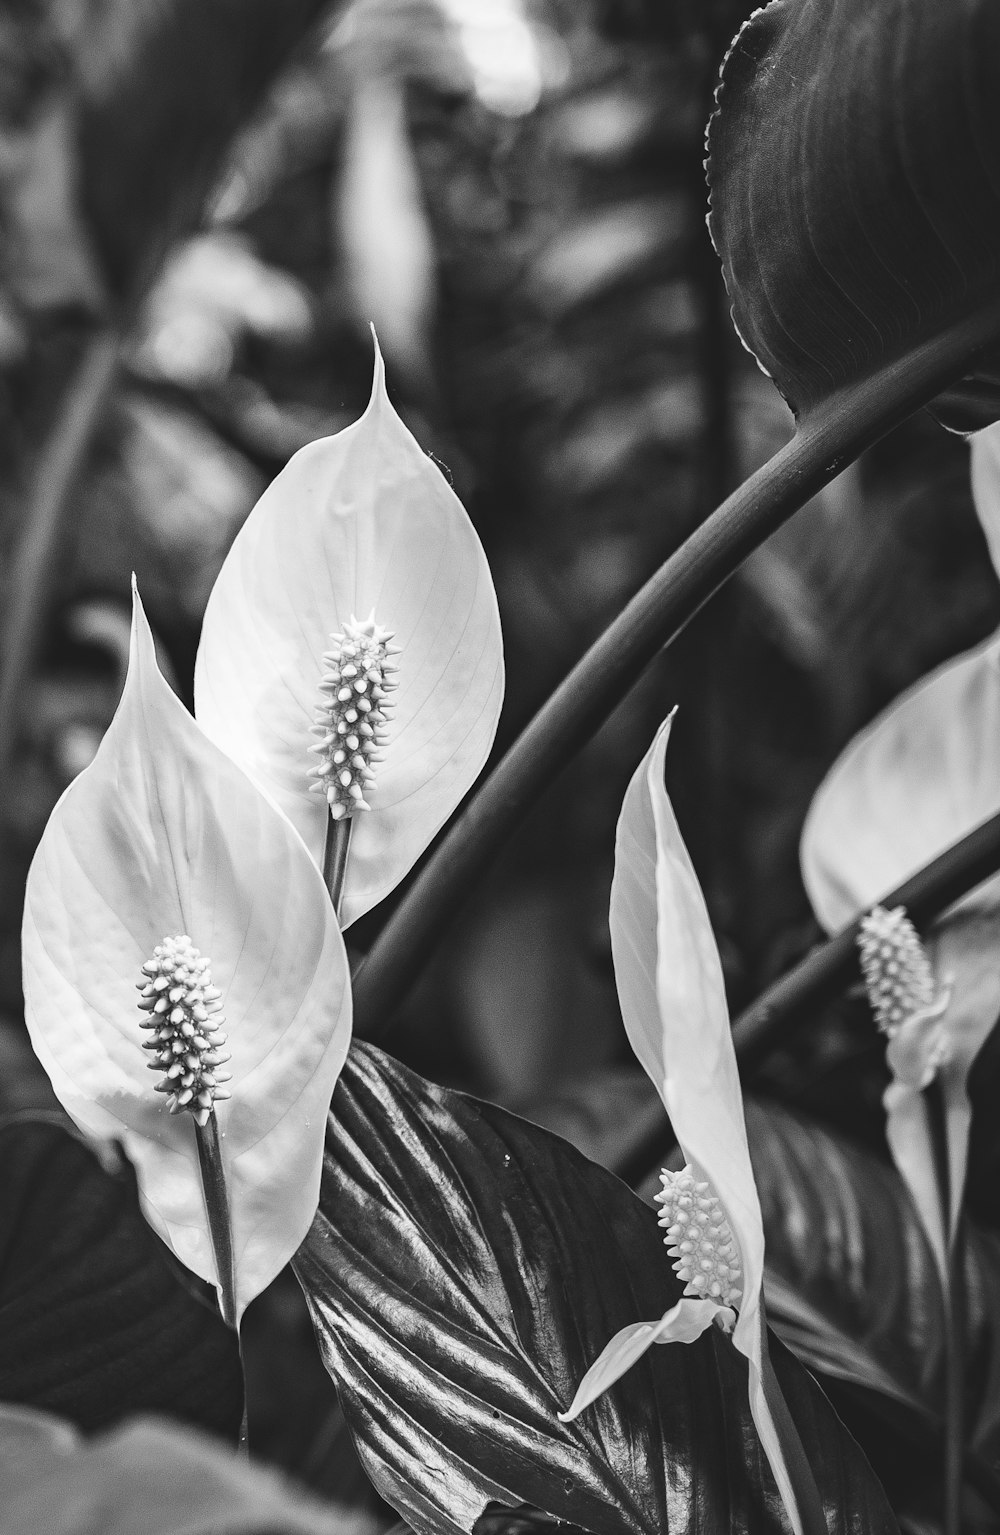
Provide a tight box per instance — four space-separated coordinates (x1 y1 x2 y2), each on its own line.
800 419 1000 1283
194 333 504 927
559 715 803 1535
21 585 352 1322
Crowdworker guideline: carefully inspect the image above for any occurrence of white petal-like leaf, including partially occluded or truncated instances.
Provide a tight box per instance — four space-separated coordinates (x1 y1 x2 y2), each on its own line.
557 1299 733 1424
610 715 801 1535
22 587 352 1319
801 637 1000 1256
194 336 504 927
969 421 1000 578
800 635 1000 935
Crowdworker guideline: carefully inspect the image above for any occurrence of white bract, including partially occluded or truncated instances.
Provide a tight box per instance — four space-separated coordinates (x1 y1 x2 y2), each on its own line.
801 420 1000 1282
22 586 352 1320
194 334 504 927
559 715 802 1535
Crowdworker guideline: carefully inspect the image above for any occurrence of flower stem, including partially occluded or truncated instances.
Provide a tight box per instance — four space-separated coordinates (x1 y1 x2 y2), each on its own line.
926 1079 964 1535
323 815 353 920
759 1312 829 1535
195 1111 237 1328
351 299 1000 1042
195 1111 248 1451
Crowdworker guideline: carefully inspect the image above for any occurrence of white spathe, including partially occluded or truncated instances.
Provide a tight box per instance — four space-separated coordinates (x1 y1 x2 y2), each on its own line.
800 420 1000 1283
194 335 503 928
22 585 352 1320
562 716 802 1535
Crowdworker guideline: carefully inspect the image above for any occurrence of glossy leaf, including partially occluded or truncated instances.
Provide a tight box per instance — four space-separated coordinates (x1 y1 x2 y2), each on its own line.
609 715 794 1526
22 587 352 1318
1 1410 343 1535
707 0 1000 431
748 1099 1000 1472
0 1117 242 1436
195 339 504 928
294 1043 897 1535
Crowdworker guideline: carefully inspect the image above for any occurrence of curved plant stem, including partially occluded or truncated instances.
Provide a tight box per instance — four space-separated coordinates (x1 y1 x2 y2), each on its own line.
323 816 353 921
0 328 122 785
352 302 1000 1041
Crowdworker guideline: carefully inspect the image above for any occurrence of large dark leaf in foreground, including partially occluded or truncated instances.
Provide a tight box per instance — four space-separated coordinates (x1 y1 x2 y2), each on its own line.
0 1118 242 1436
707 0 1000 431
749 1101 1000 1467
294 1043 896 1535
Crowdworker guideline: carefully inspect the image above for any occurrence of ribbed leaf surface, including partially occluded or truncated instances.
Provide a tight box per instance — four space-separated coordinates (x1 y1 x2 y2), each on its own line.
708 0 1000 431
295 1044 896 1535
750 1100 1000 1465
0 1118 242 1436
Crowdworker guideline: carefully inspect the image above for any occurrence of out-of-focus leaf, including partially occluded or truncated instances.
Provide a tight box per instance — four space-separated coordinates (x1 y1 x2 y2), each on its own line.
134 233 313 389
748 1100 1000 1466
708 0 1000 432
294 1042 896 1535
531 197 691 317
2 1411 344 1535
121 394 265 622
0 1402 79 1490
0 92 105 313
0 1117 242 1436
336 70 436 390
65 0 337 295
517 1065 662 1170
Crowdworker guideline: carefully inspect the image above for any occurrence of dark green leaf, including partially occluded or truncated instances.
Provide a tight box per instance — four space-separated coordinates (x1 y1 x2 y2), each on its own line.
707 0 1000 432
0 1117 242 1436
0 1409 344 1534
294 1043 896 1535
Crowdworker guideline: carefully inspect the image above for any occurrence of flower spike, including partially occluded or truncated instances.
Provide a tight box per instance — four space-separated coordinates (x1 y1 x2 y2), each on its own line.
309 612 399 818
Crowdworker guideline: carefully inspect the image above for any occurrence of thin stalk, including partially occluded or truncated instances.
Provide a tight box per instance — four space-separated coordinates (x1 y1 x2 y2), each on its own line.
0 329 122 785
323 815 353 920
611 806 1000 1186
195 1111 248 1451
352 300 1000 1041
927 1080 965 1535
759 1309 829 1535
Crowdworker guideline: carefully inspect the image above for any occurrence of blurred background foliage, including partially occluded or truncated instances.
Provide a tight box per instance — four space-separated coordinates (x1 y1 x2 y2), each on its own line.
1 0 999 1512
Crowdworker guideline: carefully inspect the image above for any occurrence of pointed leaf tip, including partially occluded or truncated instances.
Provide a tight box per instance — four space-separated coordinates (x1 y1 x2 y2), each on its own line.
23 589 353 1318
